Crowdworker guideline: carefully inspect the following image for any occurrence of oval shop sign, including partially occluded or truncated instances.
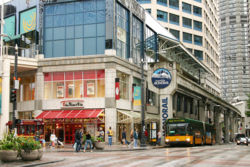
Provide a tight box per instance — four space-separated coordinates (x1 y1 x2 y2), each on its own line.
152 68 172 89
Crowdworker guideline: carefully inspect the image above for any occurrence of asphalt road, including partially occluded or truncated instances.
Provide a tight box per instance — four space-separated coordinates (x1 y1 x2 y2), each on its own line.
2 144 250 167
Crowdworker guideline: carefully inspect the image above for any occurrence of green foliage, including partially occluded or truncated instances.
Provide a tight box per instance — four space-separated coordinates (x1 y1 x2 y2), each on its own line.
95 137 104 142
0 132 21 151
19 137 42 152
247 94 250 109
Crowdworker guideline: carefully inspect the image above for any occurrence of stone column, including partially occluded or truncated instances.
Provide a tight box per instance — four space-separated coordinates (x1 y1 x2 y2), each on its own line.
0 59 10 139
105 68 116 143
214 107 221 144
34 71 44 117
224 110 229 143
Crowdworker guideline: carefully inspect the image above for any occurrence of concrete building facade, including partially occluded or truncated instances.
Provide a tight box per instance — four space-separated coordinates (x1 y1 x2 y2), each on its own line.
0 0 242 145
137 0 221 97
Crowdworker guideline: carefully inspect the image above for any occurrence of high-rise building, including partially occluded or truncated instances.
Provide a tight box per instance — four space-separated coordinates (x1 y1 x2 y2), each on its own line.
218 0 250 102
138 0 220 96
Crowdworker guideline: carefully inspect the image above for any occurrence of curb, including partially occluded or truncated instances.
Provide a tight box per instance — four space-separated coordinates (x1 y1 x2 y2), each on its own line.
20 158 65 167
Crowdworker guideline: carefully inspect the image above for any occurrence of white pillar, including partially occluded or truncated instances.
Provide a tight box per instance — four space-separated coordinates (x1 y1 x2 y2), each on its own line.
0 59 10 139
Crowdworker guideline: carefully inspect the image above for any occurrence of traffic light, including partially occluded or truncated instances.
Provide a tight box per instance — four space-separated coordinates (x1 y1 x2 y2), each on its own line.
10 88 17 103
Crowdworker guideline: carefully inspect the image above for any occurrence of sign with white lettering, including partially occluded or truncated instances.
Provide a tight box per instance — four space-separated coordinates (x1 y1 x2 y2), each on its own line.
60 100 84 109
161 97 168 135
152 68 172 89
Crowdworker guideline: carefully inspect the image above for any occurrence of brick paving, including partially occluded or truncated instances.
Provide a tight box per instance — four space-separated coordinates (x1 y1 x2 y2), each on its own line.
1 144 250 167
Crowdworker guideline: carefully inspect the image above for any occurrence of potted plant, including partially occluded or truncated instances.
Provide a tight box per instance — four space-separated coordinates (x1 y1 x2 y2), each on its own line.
94 137 105 150
0 132 20 162
20 137 43 161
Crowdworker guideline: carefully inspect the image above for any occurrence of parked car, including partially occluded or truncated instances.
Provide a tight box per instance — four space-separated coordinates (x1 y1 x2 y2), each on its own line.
235 134 248 146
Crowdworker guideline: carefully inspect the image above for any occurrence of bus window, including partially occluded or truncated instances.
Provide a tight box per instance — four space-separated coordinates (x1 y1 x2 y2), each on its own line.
167 123 187 136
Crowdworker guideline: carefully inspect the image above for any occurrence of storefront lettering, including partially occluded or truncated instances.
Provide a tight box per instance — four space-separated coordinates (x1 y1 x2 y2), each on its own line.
61 100 84 108
162 97 168 135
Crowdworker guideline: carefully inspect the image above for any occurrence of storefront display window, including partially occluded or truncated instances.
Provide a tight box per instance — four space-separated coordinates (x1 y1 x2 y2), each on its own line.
117 71 129 99
44 70 105 99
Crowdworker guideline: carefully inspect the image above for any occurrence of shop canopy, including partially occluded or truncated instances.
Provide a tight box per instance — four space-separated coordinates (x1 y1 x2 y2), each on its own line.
117 110 159 124
36 109 104 119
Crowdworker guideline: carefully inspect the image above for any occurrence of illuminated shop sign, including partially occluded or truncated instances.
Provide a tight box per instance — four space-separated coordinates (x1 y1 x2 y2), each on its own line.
152 68 172 89
20 7 36 34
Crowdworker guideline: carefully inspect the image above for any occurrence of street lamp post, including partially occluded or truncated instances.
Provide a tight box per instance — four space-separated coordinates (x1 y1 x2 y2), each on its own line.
140 58 146 147
12 44 18 130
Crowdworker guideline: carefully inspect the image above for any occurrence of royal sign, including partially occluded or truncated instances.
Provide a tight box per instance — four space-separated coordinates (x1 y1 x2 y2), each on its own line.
152 68 172 89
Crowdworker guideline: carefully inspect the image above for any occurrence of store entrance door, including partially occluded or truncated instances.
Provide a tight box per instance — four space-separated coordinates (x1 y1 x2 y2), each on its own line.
65 124 82 144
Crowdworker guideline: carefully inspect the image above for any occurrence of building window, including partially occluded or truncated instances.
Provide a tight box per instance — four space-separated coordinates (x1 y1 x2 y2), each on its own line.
194 20 202 31
146 9 151 14
169 0 179 9
177 95 181 112
183 32 192 43
157 10 168 22
116 3 130 60
146 89 157 106
193 6 202 17
117 71 129 100
182 17 192 28
157 0 167 6
194 35 202 46
44 70 105 99
132 16 143 65
44 1 106 58
169 13 179 25
137 0 151 3
182 2 191 13
18 76 35 102
194 50 203 60
194 0 202 2
169 29 180 40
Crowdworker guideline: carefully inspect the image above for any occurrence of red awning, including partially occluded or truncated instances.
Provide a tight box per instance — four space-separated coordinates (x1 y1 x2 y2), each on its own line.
36 109 104 119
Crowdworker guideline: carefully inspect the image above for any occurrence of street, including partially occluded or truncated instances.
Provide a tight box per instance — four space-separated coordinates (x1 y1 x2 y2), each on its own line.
2 144 250 167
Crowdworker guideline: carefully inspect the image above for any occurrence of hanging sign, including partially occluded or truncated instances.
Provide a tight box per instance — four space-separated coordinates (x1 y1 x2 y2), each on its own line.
152 68 172 89
115 78 120 100
133 86 141 106
20 7 36 34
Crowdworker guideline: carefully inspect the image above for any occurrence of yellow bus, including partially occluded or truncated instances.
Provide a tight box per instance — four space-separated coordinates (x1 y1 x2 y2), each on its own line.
165 118 215 146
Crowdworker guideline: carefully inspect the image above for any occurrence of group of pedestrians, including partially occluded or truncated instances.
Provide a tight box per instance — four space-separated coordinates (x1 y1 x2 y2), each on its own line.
74 129 93 152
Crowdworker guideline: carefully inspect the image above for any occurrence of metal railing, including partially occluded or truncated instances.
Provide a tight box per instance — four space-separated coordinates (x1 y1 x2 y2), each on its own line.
2 44 39 58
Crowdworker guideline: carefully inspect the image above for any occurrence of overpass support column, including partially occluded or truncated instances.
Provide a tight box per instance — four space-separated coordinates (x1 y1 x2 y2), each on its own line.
224 110 229 143
214 107 221 144
229 113 234 142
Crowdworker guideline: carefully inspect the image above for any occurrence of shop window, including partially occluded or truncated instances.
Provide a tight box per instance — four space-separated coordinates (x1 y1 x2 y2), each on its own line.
117 71 129 100
146 89 156 106
44 70 105 99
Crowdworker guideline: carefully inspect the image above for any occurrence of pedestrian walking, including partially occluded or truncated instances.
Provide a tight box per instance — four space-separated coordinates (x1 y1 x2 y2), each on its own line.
79 129 84 150
133 128 138 148
107 127 113 146
84 131 93 152
157 130 162 145
50 130 57 148
122 127 129 145
75 129 81 152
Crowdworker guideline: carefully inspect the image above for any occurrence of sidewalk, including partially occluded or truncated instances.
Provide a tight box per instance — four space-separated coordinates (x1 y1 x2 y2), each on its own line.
46 144 164 152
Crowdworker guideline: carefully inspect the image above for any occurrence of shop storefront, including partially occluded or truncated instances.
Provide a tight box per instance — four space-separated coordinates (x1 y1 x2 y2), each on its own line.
36 109 104 143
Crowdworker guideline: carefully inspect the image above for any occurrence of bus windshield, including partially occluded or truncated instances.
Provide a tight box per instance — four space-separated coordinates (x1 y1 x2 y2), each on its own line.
167 123 187 136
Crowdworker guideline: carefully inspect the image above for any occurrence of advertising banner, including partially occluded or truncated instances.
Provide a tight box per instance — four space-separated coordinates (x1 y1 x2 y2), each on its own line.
3 15 15 40
133 86 141 106
20 7 36 34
